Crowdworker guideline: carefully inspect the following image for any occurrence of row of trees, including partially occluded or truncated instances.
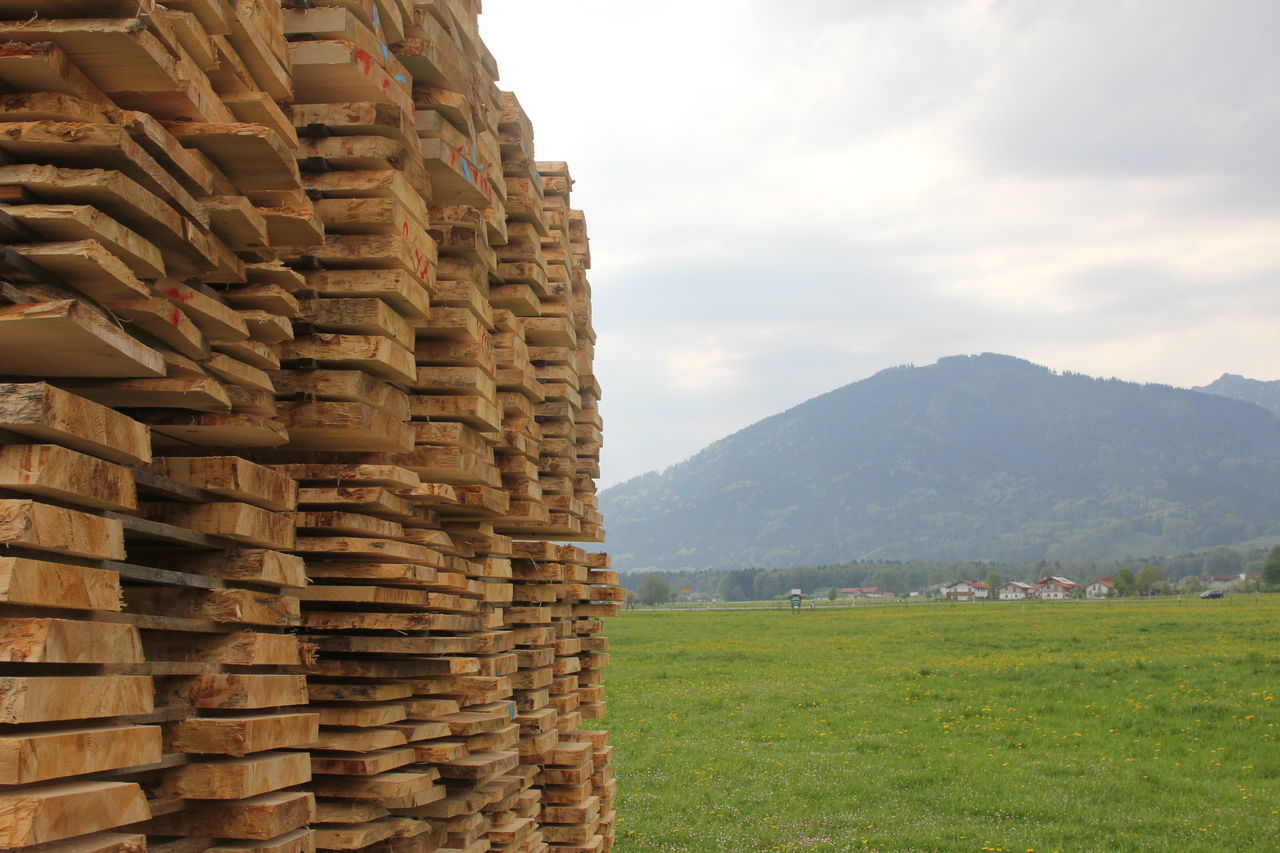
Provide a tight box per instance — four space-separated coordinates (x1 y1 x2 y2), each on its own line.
622 546 1280 602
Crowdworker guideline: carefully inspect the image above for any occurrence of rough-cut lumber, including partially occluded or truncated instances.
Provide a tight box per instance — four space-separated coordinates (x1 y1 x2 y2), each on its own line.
0 556 121 610
8 239 152 302
0 382 150 465
0 676 153 723
0 5 619 851
0 618 141 663
172 713 319 757
1 203 165 278
0 18 234 122
142 501 295 549
148 791 316 840
0 725 161 784
161 674 308 710
160 751 311 799
0 443 137 511
0 781 150 848
0 499 125 560
0 299 164 377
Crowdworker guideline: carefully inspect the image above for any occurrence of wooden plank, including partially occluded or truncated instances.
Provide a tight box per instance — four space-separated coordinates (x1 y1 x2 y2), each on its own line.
272 369 408 415
301 270 431 320
60 377 232 413
0 204 165 279
204 827 313 853
307 768 443 808
0 164 217 276
0 781 150 848
159 751 311 800
307 727 404 754
141 501 294 549
0 122 208 228
0 300 164 378
0 618 141 664
118 109 218 197
284 232 435 288
126 586 299 627
224 0 292 102
147 791 315 841
311 815 421 850
150 278 249 342
0 676 153 723
172 713 319 757
419 137 492 208
139 548 306 587
0 725 160 784
99 295 211 360
145 457 297 512
0 832 147 853
0 443 136 511
0 498 125 560
289 40 412 112
223 91 298 147
0 556 121 610
0 91 117 123
0 18 234 123
5 240 155 310
160 674 308 710
301 168 427 230
138 411 289 448
206 195 272 260
277 401 414 452
280 334 416 384
163 122 301 192
143 632 302 666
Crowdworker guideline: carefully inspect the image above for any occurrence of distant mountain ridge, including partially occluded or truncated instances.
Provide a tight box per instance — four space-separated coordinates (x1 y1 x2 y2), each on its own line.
601 354 1280 571
1194 373 1280 416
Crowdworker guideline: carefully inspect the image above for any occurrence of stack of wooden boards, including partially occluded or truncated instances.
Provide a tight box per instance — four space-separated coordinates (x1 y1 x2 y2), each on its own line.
0 1 621 851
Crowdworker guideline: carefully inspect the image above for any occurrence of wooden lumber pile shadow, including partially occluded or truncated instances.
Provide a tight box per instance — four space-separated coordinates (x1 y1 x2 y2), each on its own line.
0 1 620 851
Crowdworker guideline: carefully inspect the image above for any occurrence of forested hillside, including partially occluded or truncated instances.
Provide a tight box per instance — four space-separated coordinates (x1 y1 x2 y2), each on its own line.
602 354 1280 571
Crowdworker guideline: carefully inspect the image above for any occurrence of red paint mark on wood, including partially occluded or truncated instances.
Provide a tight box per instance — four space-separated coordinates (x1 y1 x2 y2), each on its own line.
353 48 374 76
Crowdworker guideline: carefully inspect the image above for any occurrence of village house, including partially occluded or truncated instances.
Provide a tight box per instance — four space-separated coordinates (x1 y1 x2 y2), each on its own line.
1203 573 1248 592
1032 576 1080 600
997 581 1034 600
941 580 990 601
839 587 895 600
1085 578 1114 598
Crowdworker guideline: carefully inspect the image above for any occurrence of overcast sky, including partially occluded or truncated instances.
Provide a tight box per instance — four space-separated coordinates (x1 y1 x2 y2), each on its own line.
481 0 1280 489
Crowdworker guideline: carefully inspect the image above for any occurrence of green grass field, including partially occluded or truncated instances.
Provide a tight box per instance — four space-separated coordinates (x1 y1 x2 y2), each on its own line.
598 598 1280 852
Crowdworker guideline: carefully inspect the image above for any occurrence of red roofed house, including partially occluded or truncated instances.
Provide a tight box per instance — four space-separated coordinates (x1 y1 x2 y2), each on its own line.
941 580 989 601
1032 576 1079 600
1085 578 1115 599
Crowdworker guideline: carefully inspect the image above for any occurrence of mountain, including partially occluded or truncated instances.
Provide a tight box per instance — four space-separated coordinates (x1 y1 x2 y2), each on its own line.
601 354 1280 571
1193 373 1280 416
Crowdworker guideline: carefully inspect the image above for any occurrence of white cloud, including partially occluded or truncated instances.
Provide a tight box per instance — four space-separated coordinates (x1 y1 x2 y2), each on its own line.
480 1 1280 487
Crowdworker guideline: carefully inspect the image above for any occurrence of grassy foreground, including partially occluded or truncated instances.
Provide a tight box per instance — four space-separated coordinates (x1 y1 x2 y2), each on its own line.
598 598 1280 852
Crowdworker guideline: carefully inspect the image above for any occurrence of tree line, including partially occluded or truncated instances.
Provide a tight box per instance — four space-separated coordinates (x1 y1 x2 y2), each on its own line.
623 545 1280 604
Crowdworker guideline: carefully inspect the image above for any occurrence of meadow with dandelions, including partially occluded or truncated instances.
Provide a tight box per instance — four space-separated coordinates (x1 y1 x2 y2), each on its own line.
599 597 1280 852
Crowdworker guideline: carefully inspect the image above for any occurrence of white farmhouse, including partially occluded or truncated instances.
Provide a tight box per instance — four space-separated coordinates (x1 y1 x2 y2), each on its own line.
1085 578 1115 599
941 580 990 601
997 581 1034 600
